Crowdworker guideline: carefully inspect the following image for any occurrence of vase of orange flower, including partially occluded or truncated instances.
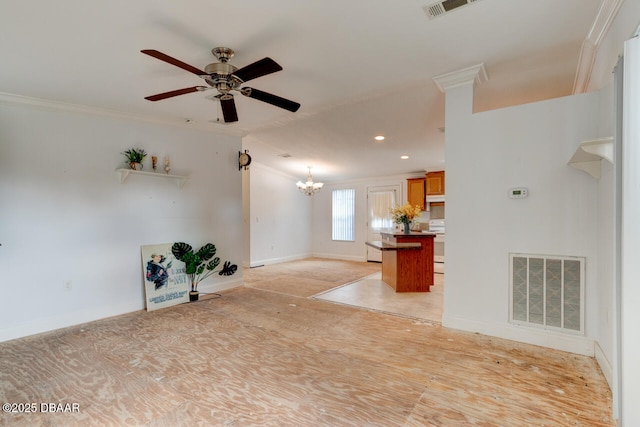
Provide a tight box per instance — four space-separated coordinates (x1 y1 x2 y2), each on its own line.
390 202 422 233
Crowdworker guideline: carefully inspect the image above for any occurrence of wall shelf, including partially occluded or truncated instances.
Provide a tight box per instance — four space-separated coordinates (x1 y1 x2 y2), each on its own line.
568 137 613 178
115 168 188 188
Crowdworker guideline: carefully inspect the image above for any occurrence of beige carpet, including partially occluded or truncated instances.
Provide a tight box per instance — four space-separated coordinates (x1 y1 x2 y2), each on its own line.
243 257 381 298
245 258 443 323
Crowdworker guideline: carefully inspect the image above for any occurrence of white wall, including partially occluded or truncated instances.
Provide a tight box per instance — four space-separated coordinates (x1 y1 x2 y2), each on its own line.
311 175 421 261
248 163 313 266
0 100 243 342
593 82 616 387
443 84 606 355
242 163 251 267
248 168 428 264
596 155 616 368
620 35 640 426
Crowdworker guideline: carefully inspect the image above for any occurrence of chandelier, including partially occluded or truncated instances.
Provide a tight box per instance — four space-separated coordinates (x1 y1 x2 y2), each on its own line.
296 167 324 196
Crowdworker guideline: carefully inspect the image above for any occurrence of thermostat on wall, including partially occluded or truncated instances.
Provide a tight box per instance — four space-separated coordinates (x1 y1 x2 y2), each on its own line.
509 187 528 199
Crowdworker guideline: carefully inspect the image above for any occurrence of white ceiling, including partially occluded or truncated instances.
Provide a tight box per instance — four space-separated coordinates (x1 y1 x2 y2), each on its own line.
1 0 605 182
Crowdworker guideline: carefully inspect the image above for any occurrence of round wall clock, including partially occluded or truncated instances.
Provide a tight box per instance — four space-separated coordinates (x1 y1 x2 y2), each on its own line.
238 150 252 170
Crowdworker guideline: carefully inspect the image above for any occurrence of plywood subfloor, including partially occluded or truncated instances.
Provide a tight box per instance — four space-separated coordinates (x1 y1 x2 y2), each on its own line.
0 260 613 426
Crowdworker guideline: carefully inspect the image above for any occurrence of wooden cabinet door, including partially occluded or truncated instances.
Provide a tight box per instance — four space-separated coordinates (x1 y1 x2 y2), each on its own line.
407 178 426 211
426 171 445 195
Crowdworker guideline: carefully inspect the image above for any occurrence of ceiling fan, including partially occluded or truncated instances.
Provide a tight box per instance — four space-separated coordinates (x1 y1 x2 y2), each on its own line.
141 47 301 123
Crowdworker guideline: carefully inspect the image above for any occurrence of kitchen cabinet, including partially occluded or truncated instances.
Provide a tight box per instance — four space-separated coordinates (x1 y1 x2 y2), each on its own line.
426 171 445 196
407 178 426 210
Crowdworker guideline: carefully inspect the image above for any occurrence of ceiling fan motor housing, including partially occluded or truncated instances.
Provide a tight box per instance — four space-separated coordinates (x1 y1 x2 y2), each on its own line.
203 62 243 93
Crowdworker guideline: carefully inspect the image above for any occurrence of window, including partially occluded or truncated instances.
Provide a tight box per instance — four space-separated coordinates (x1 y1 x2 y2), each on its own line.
368 188 397 231
332 188 355 241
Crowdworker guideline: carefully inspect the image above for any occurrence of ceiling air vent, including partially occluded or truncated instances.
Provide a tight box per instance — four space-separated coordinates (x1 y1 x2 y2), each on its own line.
423 0 482 19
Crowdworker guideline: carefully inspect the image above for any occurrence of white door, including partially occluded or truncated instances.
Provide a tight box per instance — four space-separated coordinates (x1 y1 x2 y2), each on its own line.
367 185 400 262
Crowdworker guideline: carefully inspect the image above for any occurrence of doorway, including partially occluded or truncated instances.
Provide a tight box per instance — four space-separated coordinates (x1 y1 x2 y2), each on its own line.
366 185 400 262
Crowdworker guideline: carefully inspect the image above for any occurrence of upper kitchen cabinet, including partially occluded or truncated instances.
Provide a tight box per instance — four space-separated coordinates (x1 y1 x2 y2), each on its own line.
426 171 445 196
407 177 426 211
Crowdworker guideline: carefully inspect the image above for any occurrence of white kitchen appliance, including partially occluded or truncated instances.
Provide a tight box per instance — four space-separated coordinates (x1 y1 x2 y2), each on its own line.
428 219 445 273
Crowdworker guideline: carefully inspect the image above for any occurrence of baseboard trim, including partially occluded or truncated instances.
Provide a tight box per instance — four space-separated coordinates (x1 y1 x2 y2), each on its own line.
249 253 312 268
198 277 242 294
0 299 142 343
311 252 367 262
442 314 595 356
250 253 369 267
594 340 614 391
0 278 244 344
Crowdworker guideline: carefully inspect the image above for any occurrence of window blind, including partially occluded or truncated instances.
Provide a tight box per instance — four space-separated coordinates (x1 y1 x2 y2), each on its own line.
332 188 355 241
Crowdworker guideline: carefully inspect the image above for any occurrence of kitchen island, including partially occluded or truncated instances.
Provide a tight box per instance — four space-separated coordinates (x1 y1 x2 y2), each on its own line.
366 232 436 292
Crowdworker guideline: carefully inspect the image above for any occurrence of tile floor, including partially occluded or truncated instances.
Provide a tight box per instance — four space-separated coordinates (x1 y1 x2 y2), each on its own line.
313 272 443 324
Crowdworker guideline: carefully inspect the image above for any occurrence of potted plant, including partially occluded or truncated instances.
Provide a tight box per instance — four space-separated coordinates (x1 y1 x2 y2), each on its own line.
121 147 147 170
171 242 238 301
390 202 422 234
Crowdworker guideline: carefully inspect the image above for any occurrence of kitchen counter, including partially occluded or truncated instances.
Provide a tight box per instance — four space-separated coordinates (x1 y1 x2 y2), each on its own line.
366 232 435 292
365 240 422 251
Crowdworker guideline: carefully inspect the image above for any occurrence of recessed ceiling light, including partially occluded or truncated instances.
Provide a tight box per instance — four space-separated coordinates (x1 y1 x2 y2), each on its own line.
401 155 409 160
374 135 385 141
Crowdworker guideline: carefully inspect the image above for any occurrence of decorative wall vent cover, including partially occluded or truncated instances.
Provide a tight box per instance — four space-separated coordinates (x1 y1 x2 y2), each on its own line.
423 0 483 19
509 253 585 334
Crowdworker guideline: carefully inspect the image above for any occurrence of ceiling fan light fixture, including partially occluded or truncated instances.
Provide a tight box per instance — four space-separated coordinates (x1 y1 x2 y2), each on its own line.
374 135 385 141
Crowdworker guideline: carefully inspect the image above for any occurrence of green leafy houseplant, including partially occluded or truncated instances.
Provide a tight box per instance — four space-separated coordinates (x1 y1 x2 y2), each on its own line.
121 148 147 169
171 242 238 296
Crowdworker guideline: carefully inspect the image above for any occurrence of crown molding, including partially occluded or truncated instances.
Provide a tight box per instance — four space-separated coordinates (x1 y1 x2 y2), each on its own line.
432 63 488 92
0 92 246 137
573 0 624 94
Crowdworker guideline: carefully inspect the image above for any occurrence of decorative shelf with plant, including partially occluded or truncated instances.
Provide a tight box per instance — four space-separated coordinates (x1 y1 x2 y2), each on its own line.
115 168 188 188
121 147 148 170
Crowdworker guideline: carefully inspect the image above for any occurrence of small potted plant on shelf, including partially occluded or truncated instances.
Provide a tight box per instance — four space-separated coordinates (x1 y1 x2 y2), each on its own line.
121 147 147 170
171 242 238 301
